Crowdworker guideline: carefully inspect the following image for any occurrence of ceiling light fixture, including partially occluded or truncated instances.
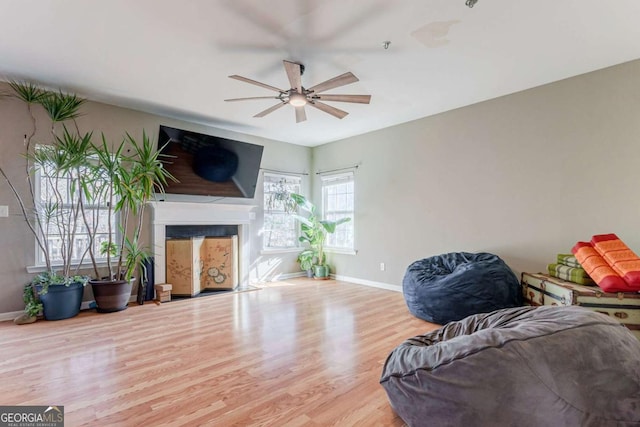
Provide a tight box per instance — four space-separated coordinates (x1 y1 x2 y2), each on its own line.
466 0 478 7
288 92 307 107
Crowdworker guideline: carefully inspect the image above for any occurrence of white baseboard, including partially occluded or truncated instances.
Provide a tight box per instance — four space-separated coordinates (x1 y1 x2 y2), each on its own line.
0 310 24 322
272 272 306 280
331 274 402 292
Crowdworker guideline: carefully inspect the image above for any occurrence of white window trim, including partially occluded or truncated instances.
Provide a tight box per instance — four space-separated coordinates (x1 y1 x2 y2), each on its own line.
321 170 355 252
260 248 302 255
27 261 113 274
324 248 357 256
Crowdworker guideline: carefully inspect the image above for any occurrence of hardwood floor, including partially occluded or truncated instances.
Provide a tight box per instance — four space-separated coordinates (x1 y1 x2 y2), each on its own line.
0 278 439 426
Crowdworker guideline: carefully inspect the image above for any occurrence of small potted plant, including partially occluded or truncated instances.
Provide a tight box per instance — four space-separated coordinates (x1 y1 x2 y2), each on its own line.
290 193 350 279
296 249 315 278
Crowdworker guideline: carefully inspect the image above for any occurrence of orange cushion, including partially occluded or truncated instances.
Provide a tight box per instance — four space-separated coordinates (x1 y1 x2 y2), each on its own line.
571 242 631 292
591 233 640 290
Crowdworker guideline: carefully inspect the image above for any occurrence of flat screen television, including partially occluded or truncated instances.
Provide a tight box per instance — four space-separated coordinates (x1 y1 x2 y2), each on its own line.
158 125 264 198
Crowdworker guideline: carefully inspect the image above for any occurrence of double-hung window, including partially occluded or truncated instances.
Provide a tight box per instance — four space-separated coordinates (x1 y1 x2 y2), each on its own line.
35 149 115 266
262 172 302 250
321 171 355 251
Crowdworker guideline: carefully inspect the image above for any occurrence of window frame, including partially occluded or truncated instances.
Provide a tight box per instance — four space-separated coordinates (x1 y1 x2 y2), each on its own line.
32 148 118 269
321 170 355 253
261 172 303 252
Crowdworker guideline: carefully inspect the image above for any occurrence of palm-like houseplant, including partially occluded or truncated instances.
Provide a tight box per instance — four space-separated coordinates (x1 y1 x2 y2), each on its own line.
87 131 174 312
1 81 174 319
0 82 93 320
290 193 350 279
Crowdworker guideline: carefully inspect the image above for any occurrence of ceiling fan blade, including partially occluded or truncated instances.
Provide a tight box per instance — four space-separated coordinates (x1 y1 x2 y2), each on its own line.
254 102 286 118
295 106 307 123
283 60 303 93
309 101 349 119
314 94 371 104
307 72 359 94
229 75 284 93
225 96 281 102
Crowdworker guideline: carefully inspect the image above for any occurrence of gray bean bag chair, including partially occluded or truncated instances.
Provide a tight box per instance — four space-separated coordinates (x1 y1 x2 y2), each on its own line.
403 252 521 324
380 306 640 427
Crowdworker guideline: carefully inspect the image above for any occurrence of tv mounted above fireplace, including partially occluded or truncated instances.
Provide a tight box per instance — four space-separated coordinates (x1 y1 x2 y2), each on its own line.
158 125 264 198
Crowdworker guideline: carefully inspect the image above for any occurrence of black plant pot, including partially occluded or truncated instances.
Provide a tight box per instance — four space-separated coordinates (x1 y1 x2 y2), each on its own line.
35 282 84 321
90 279 132 313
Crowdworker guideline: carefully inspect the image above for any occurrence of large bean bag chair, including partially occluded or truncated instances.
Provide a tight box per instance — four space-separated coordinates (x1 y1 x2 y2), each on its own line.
403 252 521 324
380 306 640 427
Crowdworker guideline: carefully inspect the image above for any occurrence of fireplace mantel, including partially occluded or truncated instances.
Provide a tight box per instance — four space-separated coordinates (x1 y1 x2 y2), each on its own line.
148 201 256 286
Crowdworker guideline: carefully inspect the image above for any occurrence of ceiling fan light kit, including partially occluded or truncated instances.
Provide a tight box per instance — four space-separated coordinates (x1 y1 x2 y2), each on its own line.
225 60 371 123
288 92 307 107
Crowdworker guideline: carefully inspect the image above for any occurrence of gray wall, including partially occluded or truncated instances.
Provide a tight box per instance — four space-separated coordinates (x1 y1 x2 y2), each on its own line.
0 84 311 314
313 59 640 288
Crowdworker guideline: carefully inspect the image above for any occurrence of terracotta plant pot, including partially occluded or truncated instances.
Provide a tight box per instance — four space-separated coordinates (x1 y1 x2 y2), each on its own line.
90 279 132 313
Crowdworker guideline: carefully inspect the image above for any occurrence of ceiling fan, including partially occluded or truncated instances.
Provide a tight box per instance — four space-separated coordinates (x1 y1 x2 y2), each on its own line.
225 60 371 123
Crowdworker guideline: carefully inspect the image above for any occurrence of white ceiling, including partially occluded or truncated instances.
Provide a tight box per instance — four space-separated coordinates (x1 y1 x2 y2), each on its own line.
2 0 640 147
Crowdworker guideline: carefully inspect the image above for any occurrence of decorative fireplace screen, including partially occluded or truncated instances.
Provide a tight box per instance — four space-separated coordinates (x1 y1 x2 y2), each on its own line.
166 235 238 296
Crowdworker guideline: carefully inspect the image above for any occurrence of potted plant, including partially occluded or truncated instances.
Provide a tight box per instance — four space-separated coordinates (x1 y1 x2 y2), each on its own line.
290 193 350 279
296 249 315 278
0 82 92 320
86 131 174 312
1 81 174 319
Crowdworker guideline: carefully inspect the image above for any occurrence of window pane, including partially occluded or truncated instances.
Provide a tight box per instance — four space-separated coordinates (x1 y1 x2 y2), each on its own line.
263 173 302 249
322 172 354 250
35 153 117 266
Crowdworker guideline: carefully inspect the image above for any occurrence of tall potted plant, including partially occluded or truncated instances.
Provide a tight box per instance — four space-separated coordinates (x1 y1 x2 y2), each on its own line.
0 82 92 320
290 193 350 279
86 131 174 312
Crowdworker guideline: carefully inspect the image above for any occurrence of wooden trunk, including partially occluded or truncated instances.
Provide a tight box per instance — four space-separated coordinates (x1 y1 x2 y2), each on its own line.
522 272 640 340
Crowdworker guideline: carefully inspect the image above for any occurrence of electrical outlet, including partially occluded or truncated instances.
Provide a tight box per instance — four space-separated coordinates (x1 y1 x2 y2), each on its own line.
380 262 385 271
0 205 8 217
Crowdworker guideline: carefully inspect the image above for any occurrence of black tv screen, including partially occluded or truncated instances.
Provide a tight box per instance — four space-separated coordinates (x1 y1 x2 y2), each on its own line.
158 125 264 198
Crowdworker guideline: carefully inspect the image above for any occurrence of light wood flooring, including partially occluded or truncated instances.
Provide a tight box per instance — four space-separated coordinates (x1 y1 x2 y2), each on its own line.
0 278 439 426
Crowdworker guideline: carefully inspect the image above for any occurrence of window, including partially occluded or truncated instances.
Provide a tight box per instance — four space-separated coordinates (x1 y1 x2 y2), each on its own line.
262 173 302 250
35 152 115 266
321 171 354 250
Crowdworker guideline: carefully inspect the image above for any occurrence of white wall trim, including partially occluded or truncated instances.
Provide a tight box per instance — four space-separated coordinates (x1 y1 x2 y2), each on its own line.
331 274 401 292
0 301 95 322
260 248 301 255
272 271 306 280
0 310 23 322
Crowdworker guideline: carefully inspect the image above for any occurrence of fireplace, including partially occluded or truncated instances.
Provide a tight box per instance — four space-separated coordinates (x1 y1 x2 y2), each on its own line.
148 201 256 288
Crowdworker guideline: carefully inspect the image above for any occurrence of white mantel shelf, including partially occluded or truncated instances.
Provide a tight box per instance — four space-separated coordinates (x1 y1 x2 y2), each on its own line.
148 201 257 287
